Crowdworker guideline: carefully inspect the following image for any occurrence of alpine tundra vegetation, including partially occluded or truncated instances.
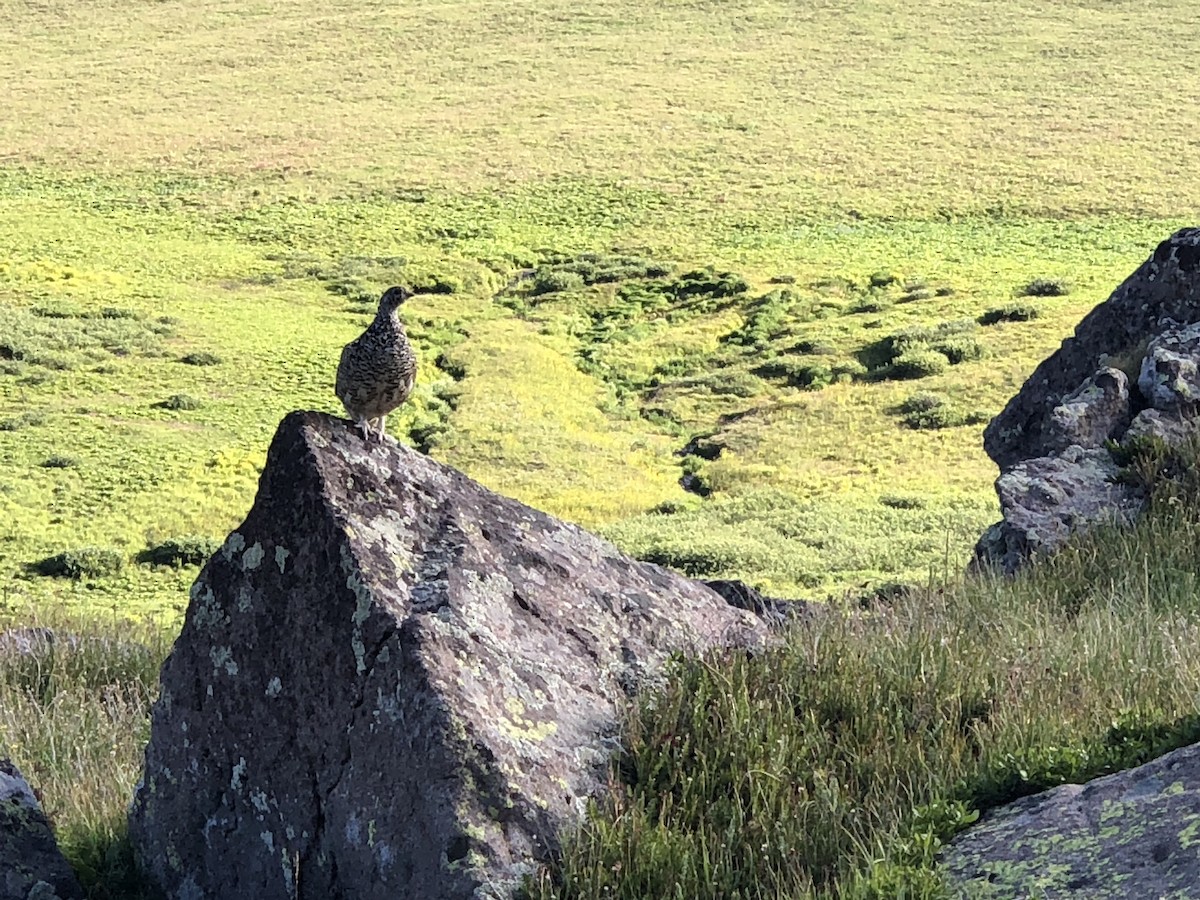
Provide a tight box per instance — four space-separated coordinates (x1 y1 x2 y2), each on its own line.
1 0 1200 895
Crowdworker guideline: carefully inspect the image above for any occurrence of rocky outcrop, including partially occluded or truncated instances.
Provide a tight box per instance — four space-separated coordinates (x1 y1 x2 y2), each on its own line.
975 229 1200 572
129 411 766 900
702 578 817 628
985 228 1200 469
941 741 1200 899
0 760 85 900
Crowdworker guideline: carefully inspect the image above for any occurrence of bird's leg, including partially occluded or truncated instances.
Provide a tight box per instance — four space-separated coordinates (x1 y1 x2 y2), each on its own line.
356 417 371 442
377 414 388 442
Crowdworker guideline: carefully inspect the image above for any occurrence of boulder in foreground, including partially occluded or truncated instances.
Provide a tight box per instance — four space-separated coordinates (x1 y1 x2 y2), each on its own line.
0 759 85 900
129 411 766 900
976 228 1200 572
941 741 1200 899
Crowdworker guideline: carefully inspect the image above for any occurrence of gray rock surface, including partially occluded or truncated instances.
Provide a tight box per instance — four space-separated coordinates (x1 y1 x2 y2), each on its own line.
702 579 817 628
129 410 766 900
974 447 1143 575
975 229 1200 574
1124 408 1198 445
941 741 1200 899
985 228 1200 469
1139 321 1200 410
1043 368 1131 454
0 759 85 900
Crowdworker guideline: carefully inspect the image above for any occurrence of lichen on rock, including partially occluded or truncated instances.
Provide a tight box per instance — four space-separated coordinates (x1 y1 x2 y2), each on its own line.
129 410 766 900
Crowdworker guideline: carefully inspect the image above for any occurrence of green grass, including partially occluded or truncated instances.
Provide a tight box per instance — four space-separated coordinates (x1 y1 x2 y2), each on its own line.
1 0 1200 894
527 442 1200 898
0 607 166 899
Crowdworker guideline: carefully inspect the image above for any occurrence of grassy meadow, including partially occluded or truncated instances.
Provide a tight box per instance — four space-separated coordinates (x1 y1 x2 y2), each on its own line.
2 0 1200 895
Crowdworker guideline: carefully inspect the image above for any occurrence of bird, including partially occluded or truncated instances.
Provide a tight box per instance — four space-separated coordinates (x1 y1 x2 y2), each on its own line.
335 285 418 443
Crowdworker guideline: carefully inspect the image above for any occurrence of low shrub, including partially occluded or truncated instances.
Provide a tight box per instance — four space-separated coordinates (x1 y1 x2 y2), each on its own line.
0 411 47 431
849 298 892 314
880 494 927 510
752 359 833 390
889 349 949 380
529 270 586 296
980 304 1040 325
896 392 989 429
831 360 868 382
180 351 221 367
703 371 763 397
138 536 221 568
41 455 78 469
155 394 202 411
790 339 837 356
1021 277 1070 297
935 334 985 364
31 548 124 579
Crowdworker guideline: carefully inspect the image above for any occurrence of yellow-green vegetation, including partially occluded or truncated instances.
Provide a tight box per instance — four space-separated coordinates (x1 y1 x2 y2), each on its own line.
2 0 1200 895
529 439 1200 898
0 609 165 899
2 0 1197 618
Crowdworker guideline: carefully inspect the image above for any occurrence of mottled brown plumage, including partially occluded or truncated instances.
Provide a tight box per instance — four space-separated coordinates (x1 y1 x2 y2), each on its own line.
335 286 418 442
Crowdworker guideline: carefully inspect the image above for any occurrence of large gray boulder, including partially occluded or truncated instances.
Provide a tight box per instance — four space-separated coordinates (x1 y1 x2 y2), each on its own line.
975 229 1200 573
0 760 85 900
985 228 1200 469
129 411 766 900
941 741 1200 899
1139 321 1200 410
1042 368 1131 455
975 447 1141 575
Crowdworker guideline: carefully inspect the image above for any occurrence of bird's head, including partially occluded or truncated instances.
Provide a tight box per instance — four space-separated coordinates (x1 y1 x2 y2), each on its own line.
378 285 412 313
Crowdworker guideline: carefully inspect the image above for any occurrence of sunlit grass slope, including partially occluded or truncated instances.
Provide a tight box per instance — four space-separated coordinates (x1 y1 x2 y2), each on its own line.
1 0 1199 619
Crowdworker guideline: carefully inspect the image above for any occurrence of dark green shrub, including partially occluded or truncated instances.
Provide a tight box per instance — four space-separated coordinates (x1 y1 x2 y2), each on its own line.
936 334 985 364
180 351 221 366
434 352 466 381
980 304 1040 325
155 394 202 411
99 307 140 320
138 535 220 567
898 391 946 414
753 359 832 390
866 319 981 376
671 268 748 300
896 392 989 428
724 289 794 348
831 360 868 381
849 298 892 314
529 269 585 296
640 543 748 576
890 349 948 380
650 498 700 515
790 339 837 355
0 411 47 431
880 494 927 510
1021 277 1070 297
410 274 458 294
869 270 898 288
768 274 796 284
41 455 78 469
703 371 763 397
31 305 83 319
31 547 124 579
